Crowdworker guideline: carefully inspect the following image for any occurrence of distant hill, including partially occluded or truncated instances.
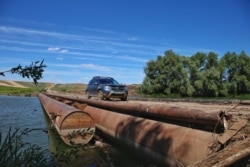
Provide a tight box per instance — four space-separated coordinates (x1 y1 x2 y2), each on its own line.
0 80 53 88
0 80 28 88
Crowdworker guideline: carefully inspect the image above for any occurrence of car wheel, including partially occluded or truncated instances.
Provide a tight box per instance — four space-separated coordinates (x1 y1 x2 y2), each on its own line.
86 91 91 99
98 90 104 100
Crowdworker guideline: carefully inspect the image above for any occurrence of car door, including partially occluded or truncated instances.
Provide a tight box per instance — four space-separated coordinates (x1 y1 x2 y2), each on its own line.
88 78 99 96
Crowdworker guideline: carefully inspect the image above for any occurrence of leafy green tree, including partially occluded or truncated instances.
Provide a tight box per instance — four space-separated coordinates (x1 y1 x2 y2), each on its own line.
217 57 228 96
140 59 161 94
221 51 250 95
0 60 46 84
203 66 220 97
237 51 250 93
188 52 207 96
141 50 192 96
203 52 221 97
141 49 249 97
178 57 194 96
187 52 226 97
206 52 218 69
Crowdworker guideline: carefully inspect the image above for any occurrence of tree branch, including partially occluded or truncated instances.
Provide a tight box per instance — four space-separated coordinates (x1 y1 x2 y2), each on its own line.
0 59 47 84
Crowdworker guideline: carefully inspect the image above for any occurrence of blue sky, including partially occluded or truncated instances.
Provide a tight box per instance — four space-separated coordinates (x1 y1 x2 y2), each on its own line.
0 0 249 84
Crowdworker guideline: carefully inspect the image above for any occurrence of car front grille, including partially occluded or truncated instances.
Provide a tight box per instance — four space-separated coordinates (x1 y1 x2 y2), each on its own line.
111 86 125 91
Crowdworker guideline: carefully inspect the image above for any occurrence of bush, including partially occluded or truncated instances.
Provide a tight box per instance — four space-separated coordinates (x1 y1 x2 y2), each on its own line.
0 128 53 167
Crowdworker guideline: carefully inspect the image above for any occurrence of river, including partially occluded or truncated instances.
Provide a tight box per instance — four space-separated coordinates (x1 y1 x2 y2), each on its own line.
0 95 48 147
0 95 157 167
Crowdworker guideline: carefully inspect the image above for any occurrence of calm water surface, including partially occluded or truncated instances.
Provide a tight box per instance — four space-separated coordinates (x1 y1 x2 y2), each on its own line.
0 95 48 147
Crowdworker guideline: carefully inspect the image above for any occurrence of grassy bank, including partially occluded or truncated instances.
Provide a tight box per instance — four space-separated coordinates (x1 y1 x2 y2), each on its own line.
0 85 47 96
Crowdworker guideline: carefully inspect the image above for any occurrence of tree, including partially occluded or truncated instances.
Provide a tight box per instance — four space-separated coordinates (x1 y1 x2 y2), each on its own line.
217 56 228 96
140 57 164 94
202 52 221 97
141 49 250 97
221 52 250 95
188 52 207 96
141 50 192 96
237 51 250 94
188 52 225 97
178 57 194 96
0 60 46 84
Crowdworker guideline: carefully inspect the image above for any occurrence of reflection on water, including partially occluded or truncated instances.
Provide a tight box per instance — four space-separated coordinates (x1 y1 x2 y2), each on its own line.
0 95 157 167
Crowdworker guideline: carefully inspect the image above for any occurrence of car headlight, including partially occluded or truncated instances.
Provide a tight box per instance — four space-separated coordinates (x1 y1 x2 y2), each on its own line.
125 87 128 91
103 86 111 91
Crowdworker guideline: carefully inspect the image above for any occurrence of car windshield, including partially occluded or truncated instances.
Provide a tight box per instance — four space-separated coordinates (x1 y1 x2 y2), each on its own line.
99 78 119 85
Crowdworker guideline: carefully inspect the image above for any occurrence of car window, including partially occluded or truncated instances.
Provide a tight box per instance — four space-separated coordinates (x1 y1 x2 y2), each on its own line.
93 79 98 84
88 79 93 85
99 79 109 84
98 78 119 85
89 79 98 85
111 79 119 85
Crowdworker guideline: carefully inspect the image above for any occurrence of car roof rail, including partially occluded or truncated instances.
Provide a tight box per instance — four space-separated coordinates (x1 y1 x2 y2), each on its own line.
93 76 113 79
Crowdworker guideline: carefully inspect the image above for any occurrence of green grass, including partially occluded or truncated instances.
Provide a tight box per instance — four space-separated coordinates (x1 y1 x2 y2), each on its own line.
0 85 46 96
226 94 250 100
0 80 53 96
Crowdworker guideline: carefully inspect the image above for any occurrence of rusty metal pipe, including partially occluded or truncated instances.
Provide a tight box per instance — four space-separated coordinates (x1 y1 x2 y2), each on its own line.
74 102 219 167
46 93 224 127
38 93 95 146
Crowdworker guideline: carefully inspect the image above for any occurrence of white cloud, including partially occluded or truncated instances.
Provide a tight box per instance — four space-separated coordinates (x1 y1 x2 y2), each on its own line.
80 63 111 71
127 37 138 41
56 57 63 61
48 47 69 53
60 49 68 53
116 55 148 63
48 47 60 51
47 63 79 68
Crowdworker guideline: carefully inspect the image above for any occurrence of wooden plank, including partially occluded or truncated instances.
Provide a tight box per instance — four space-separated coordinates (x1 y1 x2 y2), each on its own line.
218 119 248 144
230 119 248 130
189 138 250 167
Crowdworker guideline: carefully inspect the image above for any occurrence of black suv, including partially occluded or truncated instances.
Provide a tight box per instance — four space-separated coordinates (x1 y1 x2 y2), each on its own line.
86 76 128 101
